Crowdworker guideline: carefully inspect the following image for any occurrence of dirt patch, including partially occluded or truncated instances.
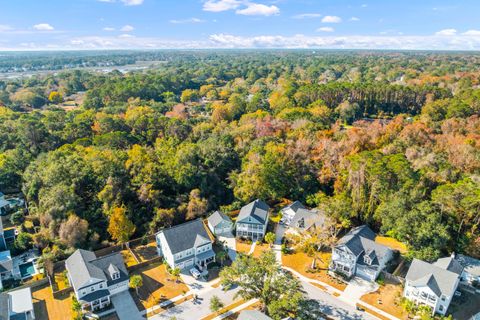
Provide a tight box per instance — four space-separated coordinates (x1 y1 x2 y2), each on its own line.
360 281 408 319
130 262 189 311
32 284 73 320
132 242 158 262
282 251 347 291
375 237 407 254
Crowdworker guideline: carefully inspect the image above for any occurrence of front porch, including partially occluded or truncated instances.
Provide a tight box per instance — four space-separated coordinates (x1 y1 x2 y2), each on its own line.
79 290 111 311
329 261 355 279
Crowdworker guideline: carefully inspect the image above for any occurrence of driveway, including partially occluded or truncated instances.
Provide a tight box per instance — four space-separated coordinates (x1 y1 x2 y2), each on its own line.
149 284 240 320
218 232 237 262
111 290 143 320
302 281 376 320
339 277 378 304
272 224 286 263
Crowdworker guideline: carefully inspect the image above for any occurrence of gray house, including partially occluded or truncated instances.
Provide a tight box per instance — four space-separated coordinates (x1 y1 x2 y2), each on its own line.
455 254 480 285
329 225 393 281
207 211 233 236
0 287 35 320
235 199 269 241
156 219 216 271
65 249 129 311
289 208 325 233
280 201 305 225
404 258 462 315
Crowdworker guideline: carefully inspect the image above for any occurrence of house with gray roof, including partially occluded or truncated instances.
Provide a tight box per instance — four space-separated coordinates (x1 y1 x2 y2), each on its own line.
238 310 272 320
404 258 462 316
0 251 14 291
280 201 305 225
156 219 215 271
207 211 233 236
455 253 480 286
65 249 129 311
289 208 325 233
235 199 269 241
329 225 393 281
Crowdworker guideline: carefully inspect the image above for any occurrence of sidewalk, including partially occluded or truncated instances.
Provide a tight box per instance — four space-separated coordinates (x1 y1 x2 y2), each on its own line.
212 299 259 320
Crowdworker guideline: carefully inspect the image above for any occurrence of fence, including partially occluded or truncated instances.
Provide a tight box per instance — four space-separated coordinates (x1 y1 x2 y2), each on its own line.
381 270 404 285
127 256 163 273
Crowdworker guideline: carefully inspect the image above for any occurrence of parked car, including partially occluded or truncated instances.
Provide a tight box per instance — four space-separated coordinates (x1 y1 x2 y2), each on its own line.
190 266 201 279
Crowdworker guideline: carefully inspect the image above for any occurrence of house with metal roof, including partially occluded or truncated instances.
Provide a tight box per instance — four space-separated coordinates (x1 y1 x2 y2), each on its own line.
329 225 393 281
404 258 462 315
65 249 129 311
156 219 215 271
207 211 233 236
235 199 269 241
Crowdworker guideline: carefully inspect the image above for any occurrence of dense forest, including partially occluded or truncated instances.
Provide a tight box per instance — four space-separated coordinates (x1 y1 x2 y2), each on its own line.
0 51 479 265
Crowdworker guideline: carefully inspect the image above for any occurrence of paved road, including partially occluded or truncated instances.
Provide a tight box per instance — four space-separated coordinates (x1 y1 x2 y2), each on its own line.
149 284 240 320
302 281 377 320
111 291 144 320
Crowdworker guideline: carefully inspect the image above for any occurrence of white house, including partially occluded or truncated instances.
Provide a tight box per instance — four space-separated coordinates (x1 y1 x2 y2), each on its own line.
65 249 129 311
329 225 393 281
235 199 269 241
156 219 216 271
207 211 233 236
280 201 305 225
7 287 35 320
455 254 480 286
404 257 462 316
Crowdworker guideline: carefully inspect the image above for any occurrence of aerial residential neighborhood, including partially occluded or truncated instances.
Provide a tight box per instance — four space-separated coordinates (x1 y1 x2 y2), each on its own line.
1 1 480 320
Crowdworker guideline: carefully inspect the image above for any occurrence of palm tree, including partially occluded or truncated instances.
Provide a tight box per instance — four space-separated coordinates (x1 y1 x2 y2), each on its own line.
171 267 181 283
217 250 228 266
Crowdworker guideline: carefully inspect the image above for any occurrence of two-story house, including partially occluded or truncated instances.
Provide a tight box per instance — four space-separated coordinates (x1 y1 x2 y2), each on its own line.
404 257 462 316
455 253 480 285
65 249 129 311
0 287 35 320
329 225 393 281
235 199 269 241
156 219 216 271
289 208 325 234
280 201 305 225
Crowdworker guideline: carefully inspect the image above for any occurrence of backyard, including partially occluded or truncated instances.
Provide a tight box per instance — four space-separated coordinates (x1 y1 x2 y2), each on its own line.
282 251 347 291
130 262 189 311
32 284 73 320
132 242 158 262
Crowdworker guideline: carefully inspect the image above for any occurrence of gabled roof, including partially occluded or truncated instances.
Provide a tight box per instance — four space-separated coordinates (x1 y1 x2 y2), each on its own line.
158 219 213 255
237 199 269 225
0 251 13 273
66 249 128 290
456 254 480 277
8 288 33 316
337 225 377 256
406 258 460 298
281 201 305 214
207 211 232 227
290 208 325 231
238 310 272 320
434 257 464 276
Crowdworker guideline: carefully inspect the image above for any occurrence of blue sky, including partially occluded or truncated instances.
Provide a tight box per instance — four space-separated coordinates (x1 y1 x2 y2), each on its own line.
1 0 480 50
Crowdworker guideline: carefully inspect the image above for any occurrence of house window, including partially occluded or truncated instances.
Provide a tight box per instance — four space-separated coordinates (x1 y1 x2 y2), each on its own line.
112 272 120 280
441 295 446 301
99 283 103 289
91 287 94 292
439 305 444 312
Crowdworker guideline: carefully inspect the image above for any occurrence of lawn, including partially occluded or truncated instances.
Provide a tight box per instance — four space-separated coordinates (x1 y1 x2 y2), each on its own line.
360 281 408 319
375 236 408 254
32 284 73 320
251 243 271 258
282 251 347 291
236 241 254 255
132 242 158 262
53 271 70 291
121 249 138 267
130 262 189 311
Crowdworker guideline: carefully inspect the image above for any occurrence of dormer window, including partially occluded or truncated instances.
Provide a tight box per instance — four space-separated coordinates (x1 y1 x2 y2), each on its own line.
108 263 120 281
112 272 120 280
364 256 372 265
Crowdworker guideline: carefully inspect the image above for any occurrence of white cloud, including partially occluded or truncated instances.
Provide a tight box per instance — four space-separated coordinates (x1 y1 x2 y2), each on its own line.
322 16 342 23
292 13 321 19
33 23 54 31
121 0 143 5
103 27 115 31
203 0 241 12
120 25 134 32
463 30 480 36
169 18 206 24
317 27 334 32
361 4 368 7
350 17 360 21
0 25 13 32
435 29 457 36
119 33 134 38
236 3 279 16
